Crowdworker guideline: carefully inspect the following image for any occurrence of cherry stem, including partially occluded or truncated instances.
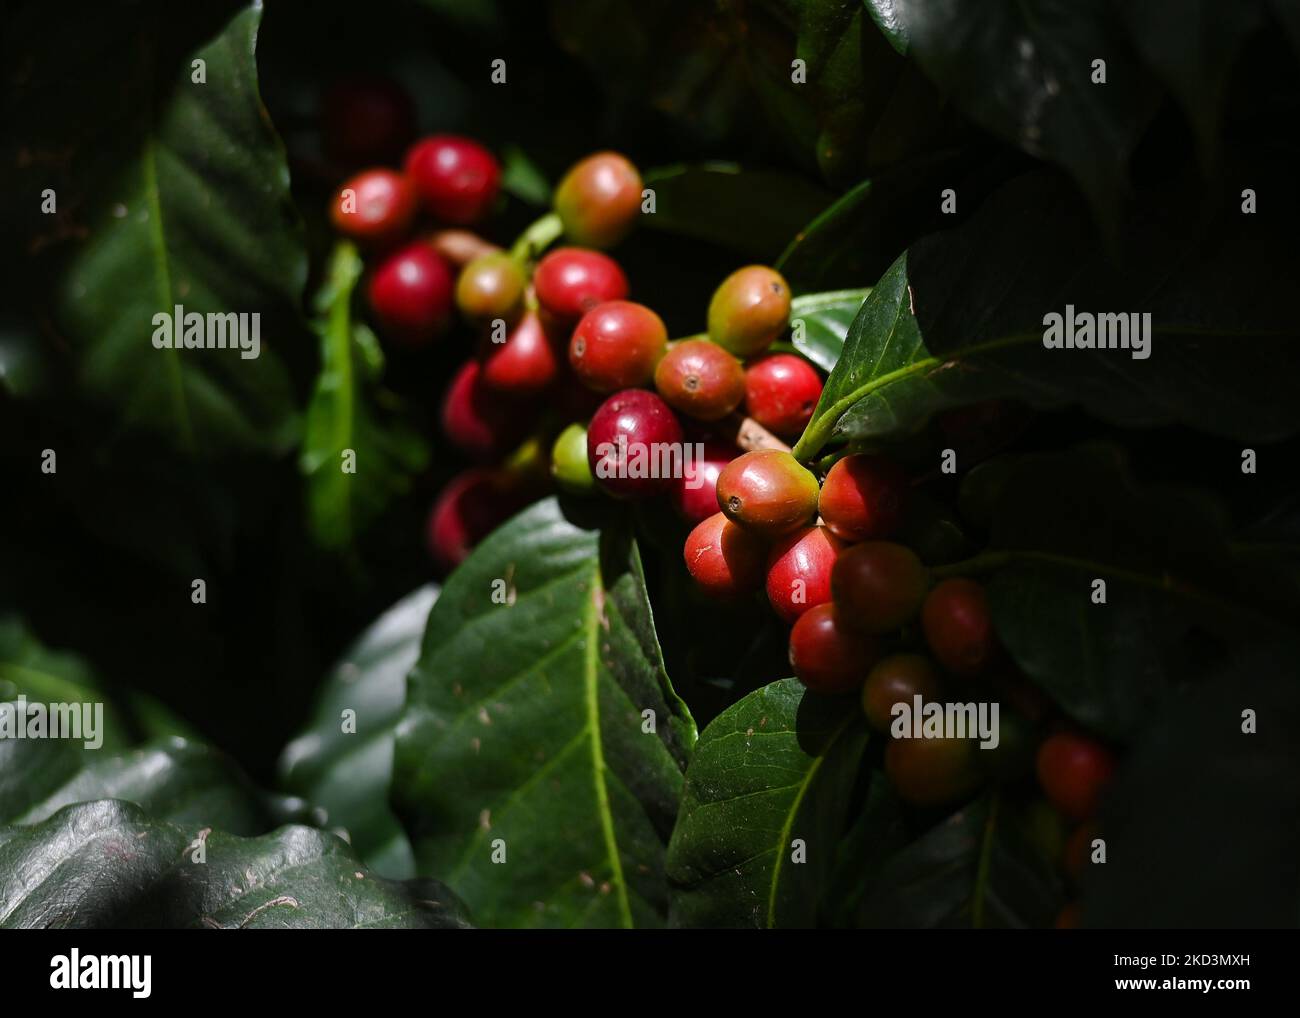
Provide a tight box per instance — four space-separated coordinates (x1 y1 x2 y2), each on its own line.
510 211 564 262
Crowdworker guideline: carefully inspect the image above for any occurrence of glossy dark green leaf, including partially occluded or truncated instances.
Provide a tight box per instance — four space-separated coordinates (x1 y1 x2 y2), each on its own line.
1084 644 1300 927
0 735 305 836
863 0 910 54
889 0 1161 217
280 585 438 878
788 289 872 373
1116 1 1265 168
392 498 695 928
643 164 832 263
793 174 1300 461
973 449 1295 741
858 794 1063 928
300 242 429 551
0 800 470 929
7 2 305 456
666 678 869 928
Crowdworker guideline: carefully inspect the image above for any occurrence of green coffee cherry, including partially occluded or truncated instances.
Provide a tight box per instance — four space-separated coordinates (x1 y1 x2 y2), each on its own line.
551 423 596 495
707 265 791 357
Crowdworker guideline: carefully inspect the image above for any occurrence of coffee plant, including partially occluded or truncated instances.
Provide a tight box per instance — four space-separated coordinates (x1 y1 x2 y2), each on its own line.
1 0 1298 932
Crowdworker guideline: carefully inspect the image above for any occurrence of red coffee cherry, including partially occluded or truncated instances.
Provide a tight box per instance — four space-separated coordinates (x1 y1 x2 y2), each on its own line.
533 247 629 323
669 441 736 525
921 578 996 676
569 300 668 393
789 602 879 694
683 511 767 598
554 152 643 248
765 525 844 624
321 75 415 166
860 653 943 733
367 242 454 347
404 135 500 225
744 353 822 437
456 252 525 325
654 339 745 421
885 735 981 808
441 359 533 460
707 266 791 357
479 310 560 396
715 450 819 537
426 468 527 570
1055 903 1082 930
330 168 417 246
818 454 908 543
1036 733 1117 822
586 389 684 498
831 541 928 634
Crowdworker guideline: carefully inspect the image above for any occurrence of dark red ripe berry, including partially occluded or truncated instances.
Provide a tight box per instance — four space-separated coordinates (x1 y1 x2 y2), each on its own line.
669 441 736 524
441 359 532 460
683 511 767 598
766 525 844 624
744 354 822 437
789 602 879 694
715 450 820 537
831 541 928 634
921 578 996 676
885 736 980 808
479 310 560 395
586 389 684 498
654 339 746 421
1064 823 1098 882
818 454 908 542
367 242 454 346
321 75 415 166
533 247 629 323
404 135 500 225
569 300 668 393
426 468 527 570
860 653 943 733
331 169 417 246
1037 733 1117 822
1055 903 1082 930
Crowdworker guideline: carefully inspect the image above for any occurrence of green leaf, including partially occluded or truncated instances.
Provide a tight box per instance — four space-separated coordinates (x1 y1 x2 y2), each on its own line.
0 800 470 929
643 163 833 262
300 242 430 551
10 2 305 456
789 289 871 373
280 585 439 879
793 174 1300 461
857 794 1063 928
0 735 304 836
392 498 695 928
960 449 1295 740
863 0 910 54
665 678 869 928
1116 1 1266 170
888 0 1162 219
1084 643 1300 927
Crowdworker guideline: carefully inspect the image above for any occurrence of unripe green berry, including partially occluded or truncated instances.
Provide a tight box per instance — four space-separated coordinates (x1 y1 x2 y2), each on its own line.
456 252 525 325
554 152 643 249
707 266 791 357
551 423 596 495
